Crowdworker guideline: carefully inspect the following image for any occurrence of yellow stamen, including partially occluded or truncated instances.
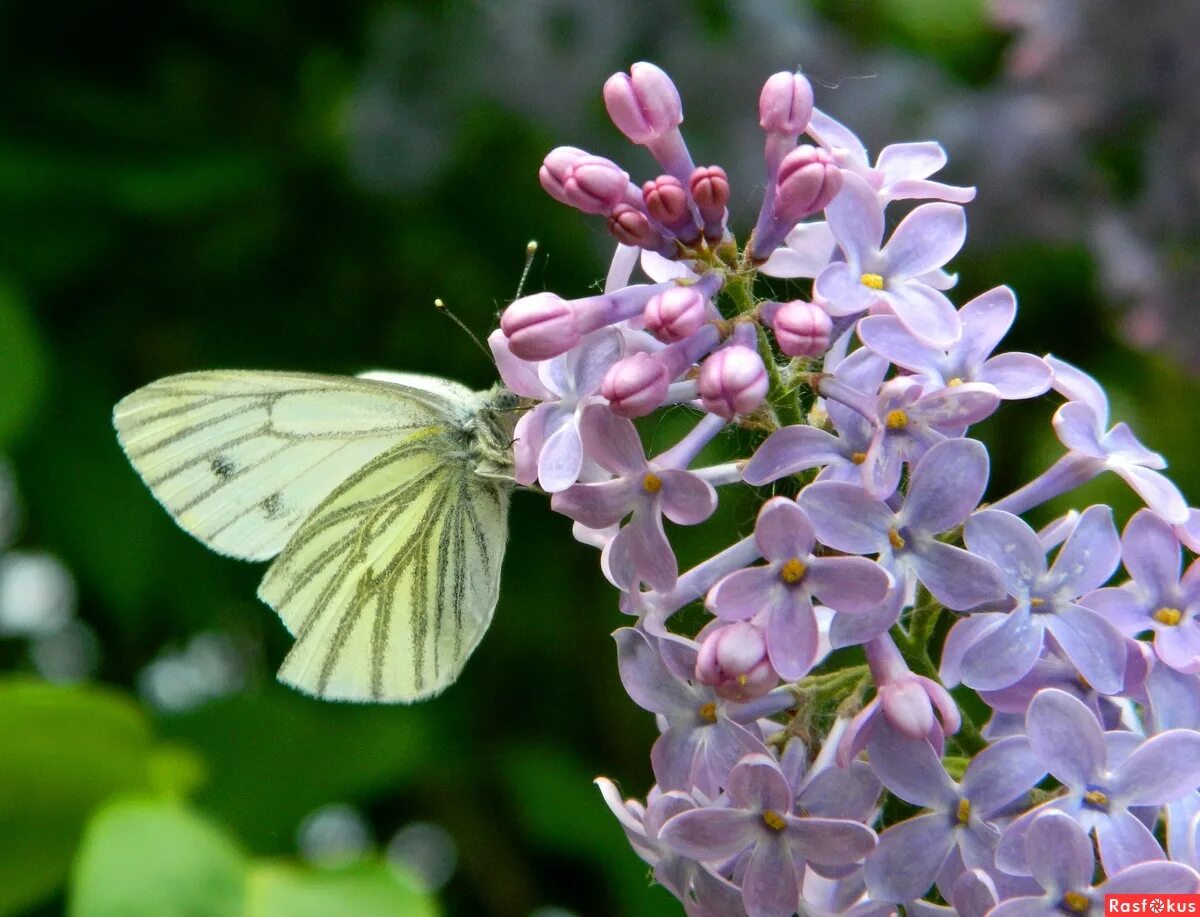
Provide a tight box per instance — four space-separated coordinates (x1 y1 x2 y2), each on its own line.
1077 673 1092 691
1030 597 1045 608
888 529 906 551
859 273 885 290
955 798 971 825
947 377 963 387
762 810 786 832
851 451 867 465
642 472 663 493
698 702 717 723
884 409 908 430
1061 890 1090 913
1083 789 1109 808
780 557 807 584
737 674 748 687
1154 606 1183 626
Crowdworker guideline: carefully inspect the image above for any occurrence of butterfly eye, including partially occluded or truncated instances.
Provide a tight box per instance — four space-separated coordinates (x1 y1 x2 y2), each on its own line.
493 389 519 412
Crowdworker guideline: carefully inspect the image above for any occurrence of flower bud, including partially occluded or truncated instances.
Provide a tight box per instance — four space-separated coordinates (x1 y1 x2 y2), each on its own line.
689 166 729 243
758 71 814 135
606 203 660 249
774 146 842 224
771 300 833 357
601 352 670 417
603 62 683 146
879 677 936 739
643 286 708 342
500 292 580 361
642 174 695 239
540 148 630 215
695 621 778 702
698 345 768 419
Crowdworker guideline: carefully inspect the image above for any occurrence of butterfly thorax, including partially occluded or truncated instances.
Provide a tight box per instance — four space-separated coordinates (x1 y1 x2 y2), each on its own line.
452 385 516 482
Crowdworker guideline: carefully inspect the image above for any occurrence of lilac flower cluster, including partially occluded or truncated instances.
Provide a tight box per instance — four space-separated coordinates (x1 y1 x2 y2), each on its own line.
492 62 1200 916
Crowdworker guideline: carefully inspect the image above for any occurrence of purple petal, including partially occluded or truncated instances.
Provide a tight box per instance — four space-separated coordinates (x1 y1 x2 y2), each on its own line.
1122 508 1183 595
787 816 877 868
911 541 1006 611
488 328 553 399
949 868 1001 917
1117 464 1190 525
708 567 779 622
829 588 903 648
857 315 942 377
962 736 1046 816
940 614 1004 687
1101 860 1200 896
742 425 850 485
1157 623 1200 673
565 328 624 395
964 510 1048 589
693 719 772 797
613 627 697 716
986 898 1056 917
960 606 1044 689
876 142 946 181
1046 355 1109 421
867 722 958 809
1112 729 1200 806
1093 809 1165 875
728 752 793 812
957 286 1016 367
626 512 678 593
881 202 966 281
759 220 837 279
798 482 891 554
815 262 878 317
881 284 961 348
824 170 884 259
651 725 705 791
1048 504 1120 596
808 108 870 167
912 382 999 430
538 412 585 492
740 839 799 917
659 807 760 861
1052 402 1105 456
1145 662 1200 732
1026 688 1106 789
903 438 989 535
807 556 891 613
1023 810 1094 896
1044 604 1127 694
767 592 820 680
865 814 956 902
797 761 883 822
754 497 815 562
978 353 1053 400
513 406 548 486
579 402 647 475
658 469 717 526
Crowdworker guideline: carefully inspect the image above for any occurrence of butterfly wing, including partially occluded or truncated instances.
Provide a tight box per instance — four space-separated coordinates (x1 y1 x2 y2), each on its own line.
258 440 510 702
113 370 456 561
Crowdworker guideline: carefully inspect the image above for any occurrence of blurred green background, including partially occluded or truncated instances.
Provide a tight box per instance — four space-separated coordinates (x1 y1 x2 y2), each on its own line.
1 0 1197 914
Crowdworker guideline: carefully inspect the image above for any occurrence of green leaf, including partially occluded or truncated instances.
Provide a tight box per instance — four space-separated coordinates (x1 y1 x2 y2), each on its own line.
70 798 246 917
0 680 158 915
0 278 47 448
248 861 438 917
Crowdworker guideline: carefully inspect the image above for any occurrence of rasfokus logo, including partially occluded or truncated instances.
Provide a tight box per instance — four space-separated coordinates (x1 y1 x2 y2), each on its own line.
1106 895 1200 913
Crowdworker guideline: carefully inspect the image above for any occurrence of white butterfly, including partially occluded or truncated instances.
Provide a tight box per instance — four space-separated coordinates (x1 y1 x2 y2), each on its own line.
113 369 517 703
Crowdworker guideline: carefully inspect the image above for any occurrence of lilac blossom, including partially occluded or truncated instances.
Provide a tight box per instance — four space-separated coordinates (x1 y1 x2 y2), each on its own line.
1083 508 1200 673
945 505 1127 693
996 688 1200 876
552 404 717 592
857 285 1052 399
659 753 877 917
813 172 965 347
863 722 1044 902
990 809 1200 916
799 438 1005 611
991 356 1188 523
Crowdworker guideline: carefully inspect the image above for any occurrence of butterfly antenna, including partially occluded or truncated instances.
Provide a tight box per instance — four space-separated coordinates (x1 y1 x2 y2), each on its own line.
515 240 538 300
434 298 494 363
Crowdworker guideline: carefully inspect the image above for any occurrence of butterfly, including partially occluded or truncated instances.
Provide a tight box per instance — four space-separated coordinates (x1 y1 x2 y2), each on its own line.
113 369 518 703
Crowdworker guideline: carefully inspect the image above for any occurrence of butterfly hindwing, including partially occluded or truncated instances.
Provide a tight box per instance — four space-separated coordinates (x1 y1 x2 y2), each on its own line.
259 436 510 703
113 370 454 561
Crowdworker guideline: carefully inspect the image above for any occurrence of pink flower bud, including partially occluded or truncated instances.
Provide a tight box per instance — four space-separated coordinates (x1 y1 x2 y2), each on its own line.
500 292 580 361
642 175 690 227
879 677 936 739
695 622 778 702
774 146 842 224
606 203 659 250
758 71 814 135
540 148 630 215
603 62 683 146
643 286 708 342
698 345 768 419
689 166 729 216
772 300 833 357
601 352 670 417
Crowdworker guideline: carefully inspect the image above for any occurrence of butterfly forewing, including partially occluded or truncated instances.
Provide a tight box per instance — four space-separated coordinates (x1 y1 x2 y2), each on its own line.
113 371 453 561
259 438 509 702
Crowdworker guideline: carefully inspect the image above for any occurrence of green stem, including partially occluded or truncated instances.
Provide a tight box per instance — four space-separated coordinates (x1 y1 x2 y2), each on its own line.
905 589 943 655
890 625 987 755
